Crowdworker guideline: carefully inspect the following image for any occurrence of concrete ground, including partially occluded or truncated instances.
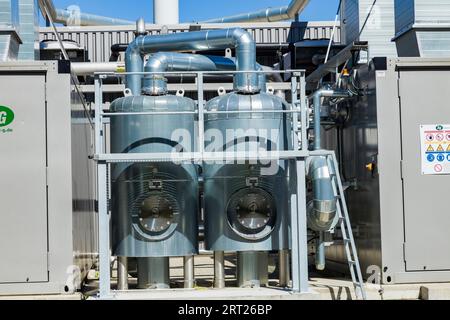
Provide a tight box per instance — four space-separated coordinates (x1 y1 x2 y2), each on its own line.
1 254 450 300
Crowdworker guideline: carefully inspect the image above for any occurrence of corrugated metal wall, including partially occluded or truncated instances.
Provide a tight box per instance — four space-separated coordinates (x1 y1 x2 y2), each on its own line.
394 0 415 36
39 21 340 63
395 0 450 36
0 0 18 27
341 0 397 58
0 0 20 61
18 0 39 60
415 0 450 24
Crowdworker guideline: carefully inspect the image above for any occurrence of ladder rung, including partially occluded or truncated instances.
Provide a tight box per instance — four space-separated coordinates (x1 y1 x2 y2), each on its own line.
348 260 356 265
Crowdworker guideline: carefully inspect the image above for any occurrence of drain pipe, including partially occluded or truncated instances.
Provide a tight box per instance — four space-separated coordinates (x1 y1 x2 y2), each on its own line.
125 24 259 96
203 0 310 23
308 87 351 271
143 52 268 95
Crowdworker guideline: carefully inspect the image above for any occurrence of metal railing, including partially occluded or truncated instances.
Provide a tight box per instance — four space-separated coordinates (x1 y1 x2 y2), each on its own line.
92 69 333 299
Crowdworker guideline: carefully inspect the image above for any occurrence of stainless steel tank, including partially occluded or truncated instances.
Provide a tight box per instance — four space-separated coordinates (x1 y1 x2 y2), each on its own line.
203 92 292 287
110 94 199 288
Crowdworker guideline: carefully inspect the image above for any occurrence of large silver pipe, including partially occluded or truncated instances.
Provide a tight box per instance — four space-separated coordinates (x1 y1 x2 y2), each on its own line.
117 256 128 290
214 251 225 289
71 62 124 76
38 0 133 26
143 52 268 95
125 26 259 96
203 0 310 23
279 250 290 287
184 256 195 289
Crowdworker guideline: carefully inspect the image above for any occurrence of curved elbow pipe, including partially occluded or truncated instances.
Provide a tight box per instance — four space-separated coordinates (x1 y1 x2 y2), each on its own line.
307 156 337 233
126 28 259 96
311 88 351 150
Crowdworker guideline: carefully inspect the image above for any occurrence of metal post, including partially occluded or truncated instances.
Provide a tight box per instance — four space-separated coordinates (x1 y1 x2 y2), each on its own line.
137 257 170 289
237 251 269 288
279 250 290 287
290 75 299 150
289 74 309 293
295 160 310 293
214 251 225 289
184 255 195 289
95 76 111 299
117 257 128 290
197 72 205 156
299 73 308 150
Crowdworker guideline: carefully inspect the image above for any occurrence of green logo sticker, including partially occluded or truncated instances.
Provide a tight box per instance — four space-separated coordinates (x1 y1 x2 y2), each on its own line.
0 106 14 128
436 125 444 131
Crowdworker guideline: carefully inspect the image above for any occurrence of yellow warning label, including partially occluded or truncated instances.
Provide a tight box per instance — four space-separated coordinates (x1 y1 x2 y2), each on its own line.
437 145 445 152
447 145 450 152
427 145 435 152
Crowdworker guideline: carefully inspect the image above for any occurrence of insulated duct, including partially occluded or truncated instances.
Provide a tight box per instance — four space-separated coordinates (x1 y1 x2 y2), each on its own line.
38 0 133 26
203 0 310 23
143 52 267 95
125 27 259 96
307 87 351 270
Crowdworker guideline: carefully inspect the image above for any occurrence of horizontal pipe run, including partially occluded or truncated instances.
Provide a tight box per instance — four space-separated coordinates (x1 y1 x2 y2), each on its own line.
203 0 310 23
102 110 302 117
125 27 259 96
38 0 133 26
72 62 124 76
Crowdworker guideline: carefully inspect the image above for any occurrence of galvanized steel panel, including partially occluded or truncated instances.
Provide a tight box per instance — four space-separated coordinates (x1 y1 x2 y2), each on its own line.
398 69 450 271
0 74 48 284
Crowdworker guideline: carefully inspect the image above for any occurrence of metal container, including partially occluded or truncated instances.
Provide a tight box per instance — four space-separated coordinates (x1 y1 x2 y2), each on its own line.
110 94 199 259
203 92 291 252
394 0 450 57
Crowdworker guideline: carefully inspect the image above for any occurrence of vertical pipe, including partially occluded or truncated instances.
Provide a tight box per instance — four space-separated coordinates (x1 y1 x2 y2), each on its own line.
184 256 195 289
315 232 326 271
237 252 269 288
137 257 170 289
214 251 225 289
279 250 290 287
313 92 322 150
117 256 129 290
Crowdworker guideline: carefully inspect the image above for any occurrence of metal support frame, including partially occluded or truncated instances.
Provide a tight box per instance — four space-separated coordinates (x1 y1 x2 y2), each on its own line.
92 69 356 299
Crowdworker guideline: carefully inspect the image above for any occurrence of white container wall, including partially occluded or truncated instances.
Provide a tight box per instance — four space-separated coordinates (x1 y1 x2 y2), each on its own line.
341 0 397 58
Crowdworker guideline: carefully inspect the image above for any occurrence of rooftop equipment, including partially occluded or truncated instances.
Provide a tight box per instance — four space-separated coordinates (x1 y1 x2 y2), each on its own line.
0 0 21 61
17 0 40 60
340 0 397 59
394 0 450 57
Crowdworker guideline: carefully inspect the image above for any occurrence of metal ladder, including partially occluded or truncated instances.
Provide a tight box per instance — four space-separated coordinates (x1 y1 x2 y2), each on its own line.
326 153 368 300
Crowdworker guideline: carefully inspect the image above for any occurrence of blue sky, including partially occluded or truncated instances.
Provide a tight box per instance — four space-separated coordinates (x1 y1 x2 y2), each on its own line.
48 0 340 24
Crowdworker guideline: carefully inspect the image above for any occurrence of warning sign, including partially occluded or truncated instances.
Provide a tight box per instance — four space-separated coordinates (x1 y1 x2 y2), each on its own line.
421 124 450 175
